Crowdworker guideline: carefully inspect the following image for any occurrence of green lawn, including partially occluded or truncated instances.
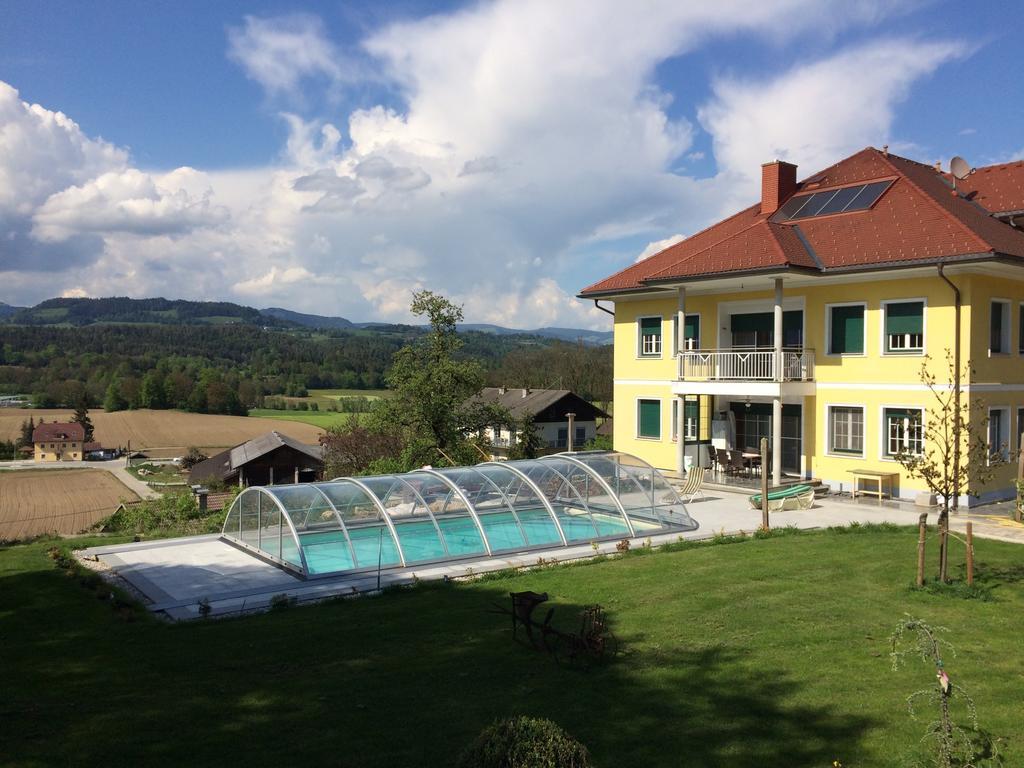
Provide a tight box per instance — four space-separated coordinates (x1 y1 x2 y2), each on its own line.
309 388 390 400
2 528 1021 767
247 408 353 429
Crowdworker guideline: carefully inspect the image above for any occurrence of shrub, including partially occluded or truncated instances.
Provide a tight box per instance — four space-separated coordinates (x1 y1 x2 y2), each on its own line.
456 716 592 768
179 447 208 471
103 492 223 537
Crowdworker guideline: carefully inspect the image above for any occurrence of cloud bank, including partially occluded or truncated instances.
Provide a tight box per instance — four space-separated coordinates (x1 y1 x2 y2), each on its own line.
0 2 968 327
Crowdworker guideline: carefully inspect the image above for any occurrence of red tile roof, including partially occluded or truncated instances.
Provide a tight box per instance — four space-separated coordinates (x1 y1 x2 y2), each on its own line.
32 422 85 443
580 147 1024 296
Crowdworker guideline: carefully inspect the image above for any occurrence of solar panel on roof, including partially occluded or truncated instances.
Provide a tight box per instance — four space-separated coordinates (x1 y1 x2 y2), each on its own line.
774 179 893 222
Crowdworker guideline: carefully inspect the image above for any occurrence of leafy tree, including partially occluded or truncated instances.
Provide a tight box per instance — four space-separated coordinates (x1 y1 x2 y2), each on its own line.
320 418 404 478
139 371 167 409
507 413 545 460
18 417 35 449
71 396 94 443
103 380 128 412
894 352 1010 582
371 291 498 468
179 447 209 471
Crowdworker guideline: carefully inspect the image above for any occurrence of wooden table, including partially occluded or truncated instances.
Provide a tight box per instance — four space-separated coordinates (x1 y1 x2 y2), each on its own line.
848 469 899 505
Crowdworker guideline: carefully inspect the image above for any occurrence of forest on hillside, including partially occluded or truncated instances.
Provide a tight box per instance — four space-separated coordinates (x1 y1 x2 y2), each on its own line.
0 323 611 414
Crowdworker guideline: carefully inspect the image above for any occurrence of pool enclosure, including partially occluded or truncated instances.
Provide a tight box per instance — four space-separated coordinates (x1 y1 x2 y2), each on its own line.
220 451 698 578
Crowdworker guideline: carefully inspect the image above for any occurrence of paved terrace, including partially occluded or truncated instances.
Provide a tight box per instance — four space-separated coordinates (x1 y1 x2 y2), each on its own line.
79 490 1024 621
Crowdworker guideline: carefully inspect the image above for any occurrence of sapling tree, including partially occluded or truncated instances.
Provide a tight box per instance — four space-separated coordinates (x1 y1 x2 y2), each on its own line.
894 351 1008 582
890 615 990 768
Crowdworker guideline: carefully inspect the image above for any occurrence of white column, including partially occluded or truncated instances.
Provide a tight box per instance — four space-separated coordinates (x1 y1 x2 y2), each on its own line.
772 397 783 487
773 278 784 381
676 286 687 354
676 395 686 476
772 277 784 486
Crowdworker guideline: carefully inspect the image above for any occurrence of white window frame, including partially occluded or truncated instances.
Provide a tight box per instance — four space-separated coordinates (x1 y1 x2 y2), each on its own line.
672 313 702 354
826 404 866 458
880 405 925 460
880 298 927 356
989 299 1011 356
825 302 867 357
988 406 1010 464
637 315 663 359
684 406 699 441
636 397 662 441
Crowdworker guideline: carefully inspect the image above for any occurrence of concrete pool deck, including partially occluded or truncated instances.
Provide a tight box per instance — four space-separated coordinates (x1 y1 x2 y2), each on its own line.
79 490 1023 620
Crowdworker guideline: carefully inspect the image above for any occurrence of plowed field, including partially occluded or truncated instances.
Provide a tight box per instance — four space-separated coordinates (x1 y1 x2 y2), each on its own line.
0 469 138 540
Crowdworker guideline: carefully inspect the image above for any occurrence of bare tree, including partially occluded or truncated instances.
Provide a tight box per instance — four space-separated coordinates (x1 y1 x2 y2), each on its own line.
894 351 1008 582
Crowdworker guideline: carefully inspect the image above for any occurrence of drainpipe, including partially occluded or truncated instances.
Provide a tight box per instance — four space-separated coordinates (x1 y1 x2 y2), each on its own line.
593 299 614 317
937 263 961 511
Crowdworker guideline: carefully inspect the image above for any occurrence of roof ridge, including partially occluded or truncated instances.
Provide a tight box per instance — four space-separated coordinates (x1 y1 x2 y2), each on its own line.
878 150 992 255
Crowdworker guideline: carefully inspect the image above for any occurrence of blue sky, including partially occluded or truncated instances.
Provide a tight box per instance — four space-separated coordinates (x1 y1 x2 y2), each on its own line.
0 0 1021 327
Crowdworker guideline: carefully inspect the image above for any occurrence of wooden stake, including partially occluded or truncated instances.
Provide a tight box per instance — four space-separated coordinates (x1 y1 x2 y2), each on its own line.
916 512 927 587
760 437 769 531
965 521 974 587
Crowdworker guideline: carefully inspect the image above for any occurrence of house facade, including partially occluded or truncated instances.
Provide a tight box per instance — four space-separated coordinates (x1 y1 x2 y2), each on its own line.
580 148 1024 505
33 422 86 462
469 387 609 458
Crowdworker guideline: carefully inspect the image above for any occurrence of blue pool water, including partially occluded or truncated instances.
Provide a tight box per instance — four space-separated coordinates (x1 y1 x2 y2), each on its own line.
297 507 640 575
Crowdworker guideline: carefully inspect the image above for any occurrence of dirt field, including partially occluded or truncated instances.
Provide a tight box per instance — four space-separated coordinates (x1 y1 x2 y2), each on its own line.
0 409 325 456
0 469 139 540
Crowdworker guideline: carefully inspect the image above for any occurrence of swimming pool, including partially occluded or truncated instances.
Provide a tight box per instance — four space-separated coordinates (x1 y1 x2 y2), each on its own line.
222 452 698 578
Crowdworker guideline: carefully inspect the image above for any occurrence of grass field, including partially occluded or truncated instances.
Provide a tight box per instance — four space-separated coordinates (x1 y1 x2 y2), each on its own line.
0 409 325 455
0 469 138 540
2 527 1021 767
247 408 353 429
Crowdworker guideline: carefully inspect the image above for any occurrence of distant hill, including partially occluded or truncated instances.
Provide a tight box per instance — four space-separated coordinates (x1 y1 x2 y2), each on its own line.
6 297 293 327
259 307 355 329
1 296 611 344
0 301 25 319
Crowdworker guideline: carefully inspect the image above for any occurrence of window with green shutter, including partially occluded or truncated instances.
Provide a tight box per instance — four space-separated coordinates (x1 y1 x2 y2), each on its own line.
637 399 661 439
639 317 662 356
671 314 701 351
884 301 924 352
829 304 865 355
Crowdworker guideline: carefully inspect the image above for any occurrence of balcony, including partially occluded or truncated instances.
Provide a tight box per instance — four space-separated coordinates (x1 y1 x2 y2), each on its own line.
678 348 815 382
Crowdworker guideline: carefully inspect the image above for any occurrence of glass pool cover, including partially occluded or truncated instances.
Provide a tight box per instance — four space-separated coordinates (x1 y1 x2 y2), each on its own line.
221 451 698 578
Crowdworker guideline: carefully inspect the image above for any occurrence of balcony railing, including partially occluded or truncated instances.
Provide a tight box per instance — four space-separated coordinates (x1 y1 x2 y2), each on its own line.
678 348 815 382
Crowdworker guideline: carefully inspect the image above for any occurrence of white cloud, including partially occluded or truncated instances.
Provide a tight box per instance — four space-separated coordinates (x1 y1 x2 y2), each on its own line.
1 3 960 329
636 234 686 262
32 168 229 241
699 38 966 197
226 14 364 97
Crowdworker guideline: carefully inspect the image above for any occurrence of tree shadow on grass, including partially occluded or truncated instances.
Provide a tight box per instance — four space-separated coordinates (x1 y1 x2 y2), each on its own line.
2 553 876 768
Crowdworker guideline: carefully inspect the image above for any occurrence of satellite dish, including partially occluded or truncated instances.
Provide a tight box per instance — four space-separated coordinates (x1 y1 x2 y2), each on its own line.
950 156 972 180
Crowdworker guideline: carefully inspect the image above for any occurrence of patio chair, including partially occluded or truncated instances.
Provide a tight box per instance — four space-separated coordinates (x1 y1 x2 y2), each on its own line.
727 450 747 477
678 466 705 502
715 448 731 475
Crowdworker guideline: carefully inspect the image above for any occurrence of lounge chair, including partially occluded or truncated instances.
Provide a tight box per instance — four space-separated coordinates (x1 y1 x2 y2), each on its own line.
678 467 705 502
748 484 815 512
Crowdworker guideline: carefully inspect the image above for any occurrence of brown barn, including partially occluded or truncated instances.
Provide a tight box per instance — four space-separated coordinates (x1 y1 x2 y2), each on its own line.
188 431 323 487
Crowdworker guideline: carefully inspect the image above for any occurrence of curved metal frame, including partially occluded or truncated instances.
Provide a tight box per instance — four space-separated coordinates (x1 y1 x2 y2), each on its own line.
558 452 666 526
375 474 453 559
411 468 493 556
223 487 310 576
305 484 361 569
458 466 531 548
478 461 568 545
512 459 607 541
540 454 637 537
341 477 408 568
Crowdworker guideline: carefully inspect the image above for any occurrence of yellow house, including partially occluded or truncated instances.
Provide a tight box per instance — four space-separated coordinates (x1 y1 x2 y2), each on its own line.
32 421 86 462
579 148 1024 506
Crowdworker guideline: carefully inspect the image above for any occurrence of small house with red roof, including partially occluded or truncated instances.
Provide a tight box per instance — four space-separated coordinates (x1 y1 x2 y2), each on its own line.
32 421 86 462
579 148 1024 505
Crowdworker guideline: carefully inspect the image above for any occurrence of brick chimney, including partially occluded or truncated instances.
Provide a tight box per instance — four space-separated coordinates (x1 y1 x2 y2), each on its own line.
761 160 798 215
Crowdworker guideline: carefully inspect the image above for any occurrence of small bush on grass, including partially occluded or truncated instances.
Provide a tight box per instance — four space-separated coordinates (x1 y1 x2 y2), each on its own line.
456 716 592 768
912 579 993 602
102 492 225 537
